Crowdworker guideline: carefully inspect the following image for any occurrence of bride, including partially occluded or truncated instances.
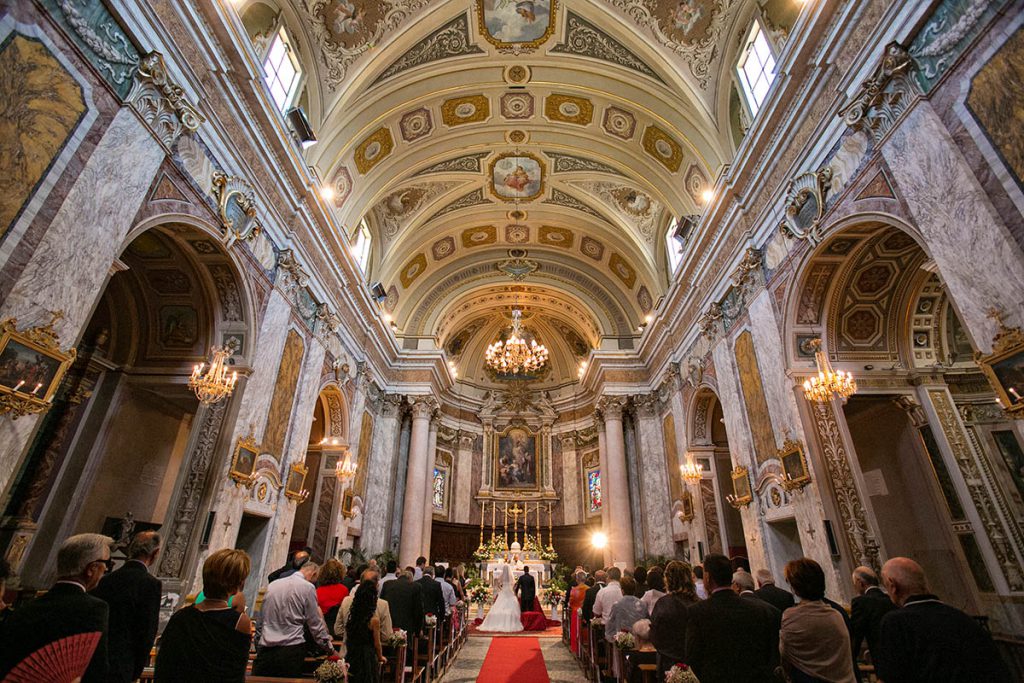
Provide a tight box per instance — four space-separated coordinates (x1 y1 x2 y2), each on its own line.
478 564 523 632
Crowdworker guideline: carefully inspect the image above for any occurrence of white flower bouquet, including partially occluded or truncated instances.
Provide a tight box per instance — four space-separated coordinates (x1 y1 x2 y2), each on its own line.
424 613 438 628
612 630 636 650
383 629 407 648
313 658 348 683
665 663 700 683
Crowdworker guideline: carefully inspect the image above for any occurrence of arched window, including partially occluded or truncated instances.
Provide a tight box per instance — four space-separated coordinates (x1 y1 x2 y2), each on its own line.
262 26 302 111
586 469 602 514
666 217 684 273
736 20 777 116
351 220 371 273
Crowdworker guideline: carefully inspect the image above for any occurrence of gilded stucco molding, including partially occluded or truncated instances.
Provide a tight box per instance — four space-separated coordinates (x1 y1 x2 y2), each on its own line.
126 52 205 147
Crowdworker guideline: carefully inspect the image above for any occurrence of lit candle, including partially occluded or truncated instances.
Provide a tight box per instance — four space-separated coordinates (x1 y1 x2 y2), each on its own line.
13 380 25 392
31 383 42 395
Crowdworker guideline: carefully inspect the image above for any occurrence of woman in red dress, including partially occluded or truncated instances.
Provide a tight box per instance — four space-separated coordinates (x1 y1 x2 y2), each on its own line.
568 570 589 655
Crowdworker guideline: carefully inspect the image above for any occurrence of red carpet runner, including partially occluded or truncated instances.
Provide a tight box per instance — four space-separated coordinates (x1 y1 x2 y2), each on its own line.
476 636 550 683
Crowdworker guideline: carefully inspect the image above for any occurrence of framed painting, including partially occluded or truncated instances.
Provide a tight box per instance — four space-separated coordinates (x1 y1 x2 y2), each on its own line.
729 466 752 508
284 461 309 501
0 316 76 418
977 326 1024 417
489 152 545 202
228 435 259 485
478 0 557 51
494 425 539 490
779 439 811 491
679 490 695 522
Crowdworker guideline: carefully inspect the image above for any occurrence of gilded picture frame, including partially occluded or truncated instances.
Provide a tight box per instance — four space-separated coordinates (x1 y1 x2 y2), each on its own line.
976 321 1024 417
494 424 540 491
284 461 309 501
679 490 695 522
779 439 811 490
477 0 558 52
228 434 259 485
488 151 546 202
0 316 76 419
730 466 753 507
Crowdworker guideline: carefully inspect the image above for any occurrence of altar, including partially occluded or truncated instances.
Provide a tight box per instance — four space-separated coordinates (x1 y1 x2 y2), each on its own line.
482 560 550 583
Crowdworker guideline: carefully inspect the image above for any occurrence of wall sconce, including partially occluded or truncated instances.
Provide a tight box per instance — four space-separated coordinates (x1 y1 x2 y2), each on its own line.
726 465 752 508
284 461 309 503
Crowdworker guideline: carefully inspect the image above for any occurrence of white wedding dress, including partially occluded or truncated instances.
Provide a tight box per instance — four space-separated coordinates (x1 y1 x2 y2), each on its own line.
478 564 523 633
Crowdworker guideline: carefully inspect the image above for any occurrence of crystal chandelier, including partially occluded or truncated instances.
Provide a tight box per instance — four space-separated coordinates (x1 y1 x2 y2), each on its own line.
189 346 238 404
336 456 357 482
802 338 856 403
485 309 549 375
680 453 704 484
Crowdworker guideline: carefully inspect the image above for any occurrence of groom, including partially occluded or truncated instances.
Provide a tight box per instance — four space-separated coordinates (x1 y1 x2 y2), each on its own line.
514 565 536 612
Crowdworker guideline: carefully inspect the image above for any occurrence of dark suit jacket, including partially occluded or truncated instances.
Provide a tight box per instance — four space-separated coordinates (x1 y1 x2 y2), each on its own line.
514 573 536 611
650 592 697 677
874 595 1011 683
581 581 605 624
415 576 445 621
850 586 895 659
0 582 109 682
754 584 795 613
381 578 424 634
684 588 781 683
91 560 162 682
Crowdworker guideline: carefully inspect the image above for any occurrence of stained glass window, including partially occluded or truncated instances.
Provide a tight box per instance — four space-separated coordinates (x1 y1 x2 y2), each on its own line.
432 467 446 510
587 469 602 513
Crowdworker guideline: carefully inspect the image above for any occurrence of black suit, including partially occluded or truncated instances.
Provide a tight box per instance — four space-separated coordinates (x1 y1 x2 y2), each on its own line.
415 576 445 621
514 572 536 612
850 586 896 659
754 583 795 613
581 581 605 624
381 578 424 635
684 588 781 683
874 595 1011 683
0 582 109 682
91 560 162 683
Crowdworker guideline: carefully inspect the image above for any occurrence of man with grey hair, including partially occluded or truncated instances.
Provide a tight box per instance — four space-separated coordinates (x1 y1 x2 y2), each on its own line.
875 557 1010 682
0 533 114 682
253 560 335 677
731 569 758 599
849 564 894 664
753 567 795 612
92 530 163 683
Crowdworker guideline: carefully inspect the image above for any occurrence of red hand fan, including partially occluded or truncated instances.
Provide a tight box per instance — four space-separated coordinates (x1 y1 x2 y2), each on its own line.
3 631 102 683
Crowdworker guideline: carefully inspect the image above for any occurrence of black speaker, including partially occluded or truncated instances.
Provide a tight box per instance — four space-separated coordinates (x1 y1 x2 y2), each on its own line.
286 107 317 148
369 281 387 303
824 520 841 557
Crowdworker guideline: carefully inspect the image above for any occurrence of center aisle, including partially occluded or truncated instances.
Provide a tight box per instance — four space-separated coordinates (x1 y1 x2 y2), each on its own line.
439 636 587 683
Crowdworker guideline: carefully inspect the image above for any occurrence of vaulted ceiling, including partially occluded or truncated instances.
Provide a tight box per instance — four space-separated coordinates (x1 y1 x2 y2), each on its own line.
236 0 800 386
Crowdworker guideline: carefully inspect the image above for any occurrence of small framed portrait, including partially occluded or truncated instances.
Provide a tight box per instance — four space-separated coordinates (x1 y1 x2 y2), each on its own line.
284 461 309 502
679 490 695 522
977 328 1024 417
730 466 752 508
228 435 259 485
0 317 76 418
779 440 811 491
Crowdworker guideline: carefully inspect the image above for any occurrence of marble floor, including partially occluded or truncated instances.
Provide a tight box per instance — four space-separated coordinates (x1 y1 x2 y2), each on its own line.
439 636 588 683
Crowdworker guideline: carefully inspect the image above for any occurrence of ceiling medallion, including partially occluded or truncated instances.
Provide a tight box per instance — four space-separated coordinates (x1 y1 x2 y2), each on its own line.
497 248 538 281
507 129 529 144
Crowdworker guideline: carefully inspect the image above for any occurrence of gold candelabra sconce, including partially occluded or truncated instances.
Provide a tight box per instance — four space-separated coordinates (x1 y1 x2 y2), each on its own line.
335 452 357 483
189 346 238 404
284 461 310 503
726 465 753 508
0 313 77 419
680 452 704 485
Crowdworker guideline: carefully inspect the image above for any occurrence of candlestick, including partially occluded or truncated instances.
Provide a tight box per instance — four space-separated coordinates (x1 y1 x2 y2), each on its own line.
548 501 553 547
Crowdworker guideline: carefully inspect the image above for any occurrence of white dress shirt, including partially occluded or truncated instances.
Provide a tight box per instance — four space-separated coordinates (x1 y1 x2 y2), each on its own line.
259 572 334 653
592 580 623 619
436 576 457 616
695 579 708 600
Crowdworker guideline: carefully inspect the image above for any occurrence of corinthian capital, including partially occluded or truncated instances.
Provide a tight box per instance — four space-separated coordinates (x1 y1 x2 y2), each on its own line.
631 393 659 418
409 395 438 420
596 395 628 421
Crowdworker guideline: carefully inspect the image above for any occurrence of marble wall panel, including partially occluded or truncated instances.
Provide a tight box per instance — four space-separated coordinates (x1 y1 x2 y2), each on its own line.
262 330 305 458
561 436 581 525
453 436 474 524
883 103 1024 347
734 331 778 464
663 413 684 504
0 109 163 497
362 405 402 553
635 412 674 557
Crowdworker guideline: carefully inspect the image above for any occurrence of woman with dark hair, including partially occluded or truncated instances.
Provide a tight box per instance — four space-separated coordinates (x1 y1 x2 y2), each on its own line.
640 566 666 614
650 561 698 678
345 578 386 683
444 567 465 601
780 558 855 683
317 558 349 636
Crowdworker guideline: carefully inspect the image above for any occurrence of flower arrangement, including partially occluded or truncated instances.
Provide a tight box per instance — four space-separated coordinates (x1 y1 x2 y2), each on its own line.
538 544 559 562
473 537 508 561
543 576 567 606
313 657 348 683
665 663 700 683
382 629 407 648
424 613 438 628
590 617 605 627
467 581 492 605
612 630 636 650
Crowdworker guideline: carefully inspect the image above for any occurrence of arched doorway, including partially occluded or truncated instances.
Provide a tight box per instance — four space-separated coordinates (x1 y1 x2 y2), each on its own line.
788 220 1024 613
3 223 252 585
689 387 745 559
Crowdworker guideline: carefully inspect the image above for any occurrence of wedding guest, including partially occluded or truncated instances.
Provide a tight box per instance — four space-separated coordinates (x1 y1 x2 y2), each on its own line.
592 566 624 619
605 576 647 642
779 558 856 683
444 567 465 601
415 566 445 625
633 566 649 598
343 566 359 590
0 534 114 682
335 570 393 657
639 566 666 614
693 565 708 600
253 561 335 676
850 565 895 663
874 557 1011 683
581 569 607 624
755 568 795 612
345 578 387 683
91 530 163 683
568 571 589 655
381 570 423 641
732 570 758 600
380 560 400 589
731 556 751 573
155 549 252 683
268 548 311 583
650 561 699 678
316 558 349 636
435 565 457 616
414 556 427 580
685 554 781 683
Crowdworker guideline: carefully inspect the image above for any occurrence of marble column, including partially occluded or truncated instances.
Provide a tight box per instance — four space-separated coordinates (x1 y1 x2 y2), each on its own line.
361 395 403 553
632 394 675 557
597 425 611 567
399 397 436 567
597 396 634 568
421 419 439 560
